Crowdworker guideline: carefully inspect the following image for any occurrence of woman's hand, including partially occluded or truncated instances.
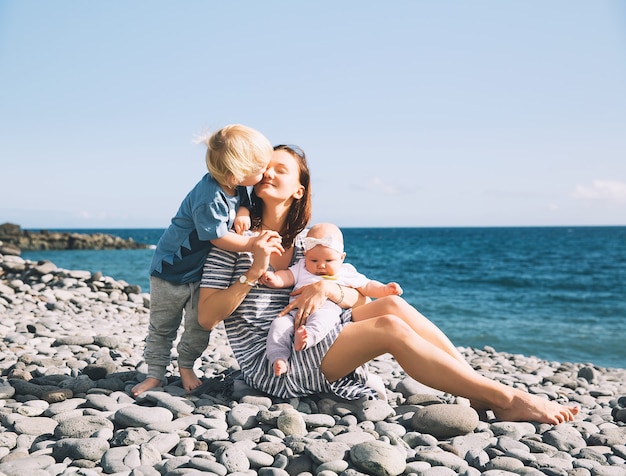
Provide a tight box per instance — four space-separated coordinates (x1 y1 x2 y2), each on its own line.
247 230 284 281
198 230 284 331
279 279 333 329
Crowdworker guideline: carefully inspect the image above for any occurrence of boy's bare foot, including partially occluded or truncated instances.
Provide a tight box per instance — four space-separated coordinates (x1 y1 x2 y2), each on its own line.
491 389 579 425
180 367 203 393
273 359 288 376
131 377 163 397
294 326 309 351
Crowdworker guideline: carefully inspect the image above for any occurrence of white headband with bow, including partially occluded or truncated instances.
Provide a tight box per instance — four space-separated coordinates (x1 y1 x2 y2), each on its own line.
304 236 344 254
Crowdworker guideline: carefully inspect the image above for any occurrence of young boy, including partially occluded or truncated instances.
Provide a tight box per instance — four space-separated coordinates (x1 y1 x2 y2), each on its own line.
132 124 278 396
260 222 403 376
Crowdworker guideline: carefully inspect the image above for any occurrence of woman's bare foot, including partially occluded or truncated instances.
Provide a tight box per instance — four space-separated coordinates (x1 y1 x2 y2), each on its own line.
180 367 203 393
131 377 164 397
294 326 309 351
491 389 579 425
273 359 288 376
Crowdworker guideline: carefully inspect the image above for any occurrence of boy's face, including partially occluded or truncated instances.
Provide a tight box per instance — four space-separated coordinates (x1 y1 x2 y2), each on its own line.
304 245 345 276
238 163 269 187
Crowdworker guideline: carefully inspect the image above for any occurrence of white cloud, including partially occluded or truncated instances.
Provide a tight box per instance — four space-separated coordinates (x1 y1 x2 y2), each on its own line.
572 180 626 203
361 177 408 196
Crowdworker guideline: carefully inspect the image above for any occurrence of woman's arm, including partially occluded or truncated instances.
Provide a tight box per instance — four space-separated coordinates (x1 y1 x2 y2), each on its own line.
280 280 368 329
198 230 283 330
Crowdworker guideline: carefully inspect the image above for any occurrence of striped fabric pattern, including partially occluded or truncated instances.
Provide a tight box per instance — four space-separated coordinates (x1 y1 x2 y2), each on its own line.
200 233 377 400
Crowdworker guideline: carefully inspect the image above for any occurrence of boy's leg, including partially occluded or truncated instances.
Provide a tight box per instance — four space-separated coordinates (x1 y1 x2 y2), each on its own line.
132 276 186 396
177 280 211 392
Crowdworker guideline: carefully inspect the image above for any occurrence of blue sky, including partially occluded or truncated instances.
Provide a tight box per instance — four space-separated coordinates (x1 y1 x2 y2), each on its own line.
1 1 625 229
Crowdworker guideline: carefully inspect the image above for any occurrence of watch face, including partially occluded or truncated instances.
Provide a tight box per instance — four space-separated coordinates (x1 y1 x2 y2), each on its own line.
239 275 246 283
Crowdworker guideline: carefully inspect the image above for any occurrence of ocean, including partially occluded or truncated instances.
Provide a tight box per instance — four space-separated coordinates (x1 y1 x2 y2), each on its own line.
20 226 626 370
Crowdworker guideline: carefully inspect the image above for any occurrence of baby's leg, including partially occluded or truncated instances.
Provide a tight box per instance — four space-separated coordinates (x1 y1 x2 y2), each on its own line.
295 309 339 351
273 359 289 376
267 313 296 367
294 326 309 351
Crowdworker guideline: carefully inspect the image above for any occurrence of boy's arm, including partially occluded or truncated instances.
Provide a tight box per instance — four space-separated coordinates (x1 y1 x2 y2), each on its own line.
210 231 257 253
233 206 251 235
357 280 403 298
259 269 295 288
210 228 284 253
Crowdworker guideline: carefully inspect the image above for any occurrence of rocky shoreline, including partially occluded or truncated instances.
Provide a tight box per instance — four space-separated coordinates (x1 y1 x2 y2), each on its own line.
0 223 150 255
1 252 625 476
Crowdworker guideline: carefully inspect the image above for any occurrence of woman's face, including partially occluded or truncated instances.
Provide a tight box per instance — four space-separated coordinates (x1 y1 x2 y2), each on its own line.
254 149 304 203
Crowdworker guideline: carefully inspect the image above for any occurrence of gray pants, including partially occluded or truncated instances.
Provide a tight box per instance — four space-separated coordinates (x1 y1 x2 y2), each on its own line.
143 276 211 381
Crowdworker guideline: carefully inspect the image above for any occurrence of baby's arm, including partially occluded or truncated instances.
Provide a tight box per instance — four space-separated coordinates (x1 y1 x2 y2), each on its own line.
357 280 403 298
233 206 251 235
259 269 295 289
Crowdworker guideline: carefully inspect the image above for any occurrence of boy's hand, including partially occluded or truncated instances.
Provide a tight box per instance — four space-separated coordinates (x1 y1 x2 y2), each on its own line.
234 216 251 235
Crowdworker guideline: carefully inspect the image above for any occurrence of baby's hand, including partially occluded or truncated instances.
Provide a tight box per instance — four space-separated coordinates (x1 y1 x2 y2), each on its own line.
386 282 403 296
259 271 278 288
234 215 251 235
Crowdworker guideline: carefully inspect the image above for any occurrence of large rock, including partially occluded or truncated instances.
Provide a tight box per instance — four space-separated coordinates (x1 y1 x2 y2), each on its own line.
411 403 479 438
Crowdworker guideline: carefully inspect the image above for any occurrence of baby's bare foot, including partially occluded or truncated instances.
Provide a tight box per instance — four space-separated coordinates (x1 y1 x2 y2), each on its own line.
131 377 163 397
492 390 579 425
273 359 288 376
180 368 202 393
294 326 309 351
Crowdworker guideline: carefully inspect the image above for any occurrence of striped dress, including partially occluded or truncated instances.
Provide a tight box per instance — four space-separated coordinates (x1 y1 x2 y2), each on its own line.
200 232 378 400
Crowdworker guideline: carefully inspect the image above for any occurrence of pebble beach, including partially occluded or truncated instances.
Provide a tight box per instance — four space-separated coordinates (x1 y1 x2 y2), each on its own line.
1 252 625 476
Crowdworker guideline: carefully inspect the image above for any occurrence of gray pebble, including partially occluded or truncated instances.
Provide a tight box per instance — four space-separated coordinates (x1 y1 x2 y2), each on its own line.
11 416 58 436
219 445 250 472
277 409 307 437
412 404 479 438
114 405 173 427
53 437 110 461
350 440 406 476
54 414 114 438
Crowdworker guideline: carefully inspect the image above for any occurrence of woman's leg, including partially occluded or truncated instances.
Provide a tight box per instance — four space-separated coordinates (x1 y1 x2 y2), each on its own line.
351 296 472 369
321 315 578 425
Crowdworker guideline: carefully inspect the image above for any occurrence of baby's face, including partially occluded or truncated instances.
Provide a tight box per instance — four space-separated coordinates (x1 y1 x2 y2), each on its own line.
304 245 344 276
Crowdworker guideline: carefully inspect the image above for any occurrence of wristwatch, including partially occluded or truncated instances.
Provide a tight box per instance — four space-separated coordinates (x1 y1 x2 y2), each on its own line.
239 274 257 286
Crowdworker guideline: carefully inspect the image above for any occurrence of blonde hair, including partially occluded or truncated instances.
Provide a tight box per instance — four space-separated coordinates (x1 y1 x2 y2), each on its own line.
201 124 272 186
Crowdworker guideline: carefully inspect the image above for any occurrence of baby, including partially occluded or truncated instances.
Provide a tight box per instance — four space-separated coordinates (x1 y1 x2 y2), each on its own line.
261 222 403 376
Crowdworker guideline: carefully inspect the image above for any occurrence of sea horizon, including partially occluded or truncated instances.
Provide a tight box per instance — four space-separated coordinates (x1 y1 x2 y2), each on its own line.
19 224 626 232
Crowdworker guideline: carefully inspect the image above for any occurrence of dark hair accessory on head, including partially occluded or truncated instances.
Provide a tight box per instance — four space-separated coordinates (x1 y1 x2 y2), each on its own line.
274 144 306 159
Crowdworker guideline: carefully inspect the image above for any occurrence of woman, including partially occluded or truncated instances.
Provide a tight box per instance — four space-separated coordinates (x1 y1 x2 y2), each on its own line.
198 145 578 424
